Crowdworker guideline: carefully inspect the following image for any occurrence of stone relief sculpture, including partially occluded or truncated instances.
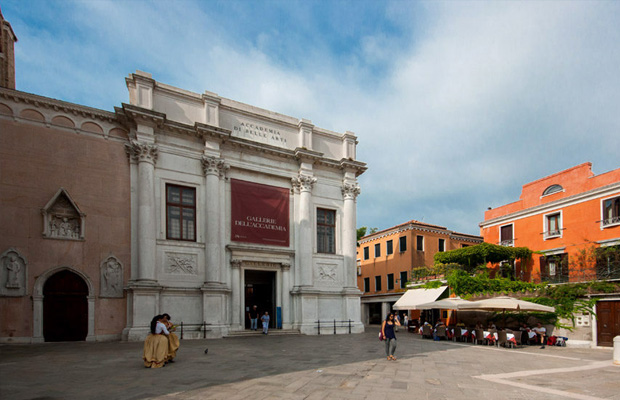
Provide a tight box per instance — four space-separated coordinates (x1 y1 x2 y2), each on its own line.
41 188 85 240
0 248 27 297
100 255 124 298
317 264 339 286
165 253 197 275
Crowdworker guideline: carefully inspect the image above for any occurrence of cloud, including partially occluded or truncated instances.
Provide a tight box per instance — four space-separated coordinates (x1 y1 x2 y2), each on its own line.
4 0 620 236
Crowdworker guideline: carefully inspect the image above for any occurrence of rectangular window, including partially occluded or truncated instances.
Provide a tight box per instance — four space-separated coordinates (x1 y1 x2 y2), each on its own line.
374 243 381 257
603 196 620 227
400 271 408 289
375 276 382 291
317 208 336 253
416 235 424 251
363 277 370 293
166 184 196 241
500 224 513 246
438 238 445 252
540 253 569 283
544 212 561 239
399 236 407 252
363 246 369 260
386 240 393 255
387 273 394 290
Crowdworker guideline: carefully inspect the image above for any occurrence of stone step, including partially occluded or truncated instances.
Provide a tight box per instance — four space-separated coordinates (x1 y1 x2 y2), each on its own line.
224 329 301 338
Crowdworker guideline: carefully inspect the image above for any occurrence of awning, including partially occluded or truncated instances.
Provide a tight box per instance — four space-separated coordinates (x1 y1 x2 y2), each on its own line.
392 287 449 310
415 297 471 310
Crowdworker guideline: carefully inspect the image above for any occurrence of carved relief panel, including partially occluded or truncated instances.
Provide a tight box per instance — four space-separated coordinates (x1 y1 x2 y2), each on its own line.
315 263 341 287
0 248 28 297
165 252 198 275
100 255 124 298
41 188 85 240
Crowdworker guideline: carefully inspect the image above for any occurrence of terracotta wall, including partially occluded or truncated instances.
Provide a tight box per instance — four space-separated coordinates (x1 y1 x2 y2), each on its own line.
0 107 130 341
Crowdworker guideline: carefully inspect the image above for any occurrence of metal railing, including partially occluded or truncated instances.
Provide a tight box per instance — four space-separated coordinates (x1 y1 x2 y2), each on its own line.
179 321 211 339
316 319 353 335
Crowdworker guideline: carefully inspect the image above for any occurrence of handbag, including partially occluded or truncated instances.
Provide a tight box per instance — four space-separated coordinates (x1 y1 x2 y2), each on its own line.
379 331 385 341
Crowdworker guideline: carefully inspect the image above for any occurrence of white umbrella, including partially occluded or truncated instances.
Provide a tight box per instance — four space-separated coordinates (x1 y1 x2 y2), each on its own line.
457 296 555 313
415 297 471 310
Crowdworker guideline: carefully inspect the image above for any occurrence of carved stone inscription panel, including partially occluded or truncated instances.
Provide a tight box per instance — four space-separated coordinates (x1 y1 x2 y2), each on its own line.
0 248 27 297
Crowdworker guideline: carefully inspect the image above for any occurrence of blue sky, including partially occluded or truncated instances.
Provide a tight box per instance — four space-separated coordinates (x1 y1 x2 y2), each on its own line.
3 1 620 236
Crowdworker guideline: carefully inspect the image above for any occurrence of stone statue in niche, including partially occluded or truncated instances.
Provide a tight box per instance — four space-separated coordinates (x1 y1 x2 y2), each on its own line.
49 216 80 239
0 248 27 297
100 256 123 297
5 254 21 288
42 188 85 240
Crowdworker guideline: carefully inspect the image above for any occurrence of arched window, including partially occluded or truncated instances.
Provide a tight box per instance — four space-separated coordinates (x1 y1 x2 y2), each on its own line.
543 184 563 196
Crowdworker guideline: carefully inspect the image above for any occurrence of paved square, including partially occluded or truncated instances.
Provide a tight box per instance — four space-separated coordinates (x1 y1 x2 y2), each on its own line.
1 329 618 399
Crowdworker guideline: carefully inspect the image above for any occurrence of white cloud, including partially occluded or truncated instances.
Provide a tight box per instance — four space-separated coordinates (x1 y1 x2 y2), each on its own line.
5 0 620 235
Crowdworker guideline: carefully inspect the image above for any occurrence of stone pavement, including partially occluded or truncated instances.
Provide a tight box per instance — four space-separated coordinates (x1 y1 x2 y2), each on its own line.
1 327 618 400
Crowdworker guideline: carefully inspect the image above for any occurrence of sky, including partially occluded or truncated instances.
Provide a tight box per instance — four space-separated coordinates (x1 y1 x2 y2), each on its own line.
3 0 620 236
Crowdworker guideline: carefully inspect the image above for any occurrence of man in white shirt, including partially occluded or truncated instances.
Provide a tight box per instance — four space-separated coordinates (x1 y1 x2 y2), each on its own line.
532 322 547 349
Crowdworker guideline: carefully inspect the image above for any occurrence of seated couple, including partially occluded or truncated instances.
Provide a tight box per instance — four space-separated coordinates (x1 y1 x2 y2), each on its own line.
143 313 181 368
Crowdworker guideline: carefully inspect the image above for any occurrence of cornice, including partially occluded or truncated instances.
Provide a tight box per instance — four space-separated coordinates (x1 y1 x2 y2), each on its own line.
480 181 620 228
0 87 117 123
359 222 480 245
120 103 166 127
295 147 324 162
340 158 368 176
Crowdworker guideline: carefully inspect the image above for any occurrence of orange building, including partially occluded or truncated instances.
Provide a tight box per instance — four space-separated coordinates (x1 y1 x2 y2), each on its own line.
480 162 620 346
357 220 482 325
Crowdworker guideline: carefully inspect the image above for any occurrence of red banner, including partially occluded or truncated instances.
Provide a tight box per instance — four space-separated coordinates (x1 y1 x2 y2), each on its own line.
231 179 290 246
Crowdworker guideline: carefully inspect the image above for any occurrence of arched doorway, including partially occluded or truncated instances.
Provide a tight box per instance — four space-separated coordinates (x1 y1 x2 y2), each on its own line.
43 270 88 341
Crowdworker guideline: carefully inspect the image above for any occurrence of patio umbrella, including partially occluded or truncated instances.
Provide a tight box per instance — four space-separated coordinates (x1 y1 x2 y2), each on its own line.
416 297 471 325
457 296 555 328
456 296 555 313
415 297 471 310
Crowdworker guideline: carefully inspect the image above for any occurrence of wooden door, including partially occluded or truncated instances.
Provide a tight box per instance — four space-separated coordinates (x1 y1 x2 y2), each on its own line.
597 301 620 347
43 270 88 342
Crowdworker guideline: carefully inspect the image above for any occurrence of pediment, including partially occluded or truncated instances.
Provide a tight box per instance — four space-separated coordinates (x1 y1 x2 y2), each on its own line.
41 188 85 240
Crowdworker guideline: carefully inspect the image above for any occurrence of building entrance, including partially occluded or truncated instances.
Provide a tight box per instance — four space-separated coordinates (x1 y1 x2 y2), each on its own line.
244 270 275 329
43 270 88 342
597 300 620 347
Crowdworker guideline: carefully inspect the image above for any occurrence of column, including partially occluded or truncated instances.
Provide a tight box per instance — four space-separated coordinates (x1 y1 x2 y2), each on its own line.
202 156 224 285
281 263 291 327
292 174 316 287
230 259 242 330
342 181 361 288
125 140 158 283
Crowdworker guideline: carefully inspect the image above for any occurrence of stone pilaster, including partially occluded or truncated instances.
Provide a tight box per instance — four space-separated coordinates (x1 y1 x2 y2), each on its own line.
292 173 316 287
230 259 242 330
125 140 158 283
201 155 225 286
342 181 360 288
281 263 291 328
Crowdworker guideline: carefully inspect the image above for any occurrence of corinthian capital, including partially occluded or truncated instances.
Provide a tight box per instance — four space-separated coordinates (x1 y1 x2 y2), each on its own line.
230 259 242 269
125 140 158 164
342 182 361 200
291 174 317 193
201 156 225 176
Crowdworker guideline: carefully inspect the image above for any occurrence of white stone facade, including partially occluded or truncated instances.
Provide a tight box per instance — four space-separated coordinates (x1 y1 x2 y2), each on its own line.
121 71 366 340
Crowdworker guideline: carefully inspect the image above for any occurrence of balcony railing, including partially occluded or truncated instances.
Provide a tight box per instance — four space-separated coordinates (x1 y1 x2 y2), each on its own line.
602 216 620 227
499 239 514 247
543 229 561 240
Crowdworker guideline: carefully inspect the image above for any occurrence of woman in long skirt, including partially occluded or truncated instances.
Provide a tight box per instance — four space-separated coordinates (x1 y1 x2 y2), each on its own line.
163 313 180 361
143 315 170 368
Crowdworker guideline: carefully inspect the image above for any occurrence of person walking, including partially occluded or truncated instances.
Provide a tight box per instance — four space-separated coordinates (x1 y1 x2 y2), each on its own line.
261 311 270 334
381 313 400 361
248 305 259 331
